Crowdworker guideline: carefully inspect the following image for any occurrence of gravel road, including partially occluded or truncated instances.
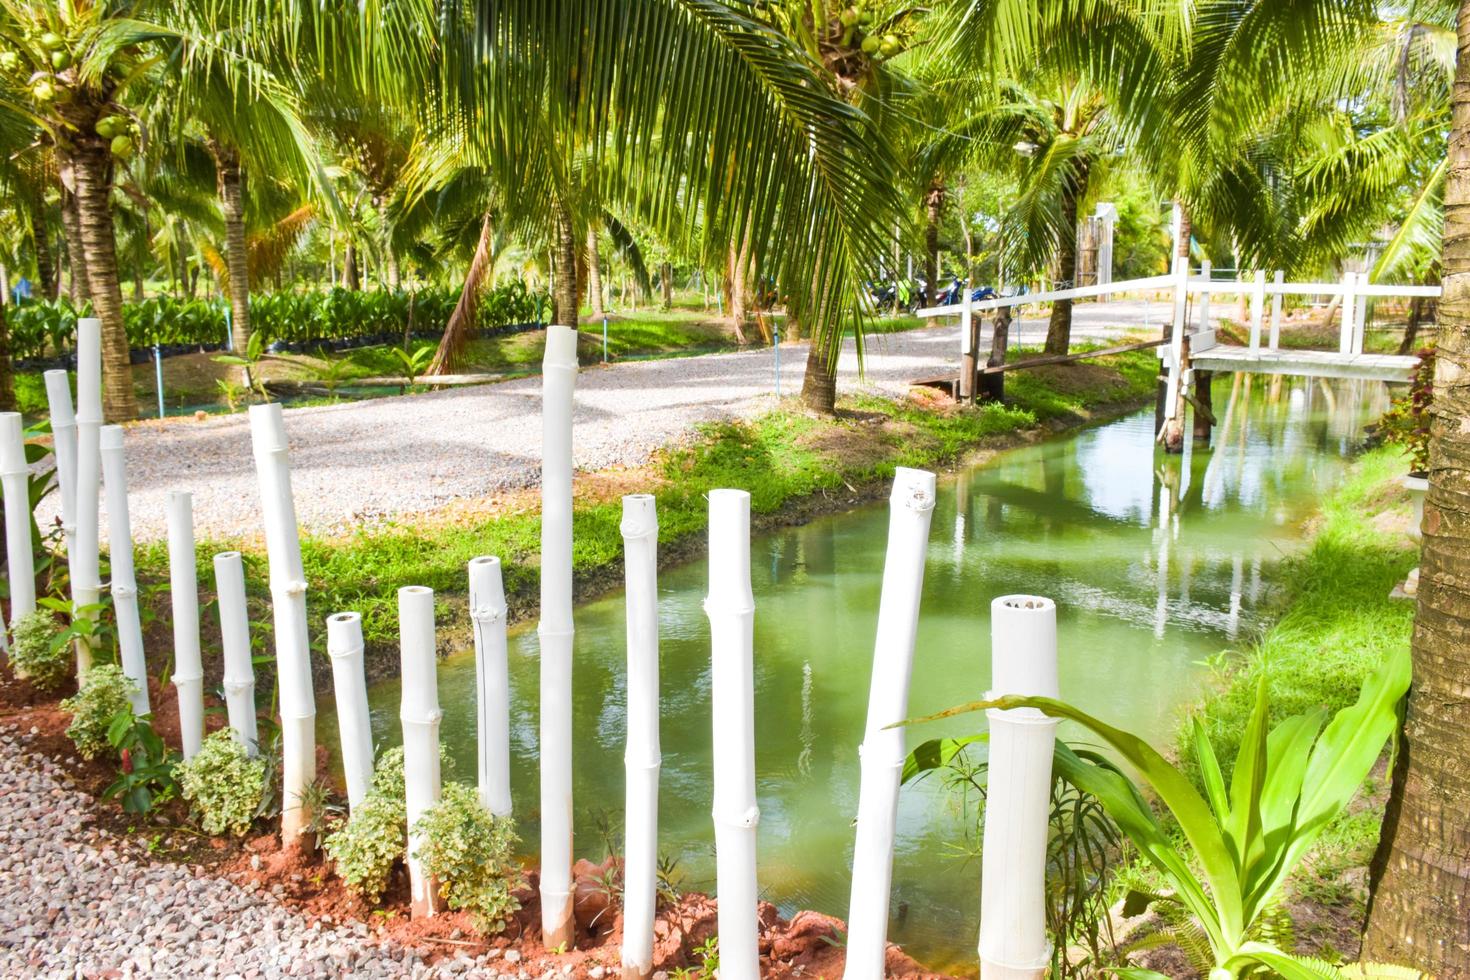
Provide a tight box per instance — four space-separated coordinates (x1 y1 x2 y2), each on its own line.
41 308 1152 544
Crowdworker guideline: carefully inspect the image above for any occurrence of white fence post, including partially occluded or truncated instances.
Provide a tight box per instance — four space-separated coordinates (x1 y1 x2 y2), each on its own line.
399 585 442 919
1248 270 1266 352
248 402 317 843
621 494 661 980
1164 256 1189 422
706 489 760 980
0 413 34 635
469 556 512 817
844 468 937 980
213 551 259 754
42 370 77 566
167 492 204 758
71 318 103 678
978 596 1059 980
327 611 375 811
1339 271 1357 355
1353 272 1369 353
1269 271 1284 349
99 425 149 715
539 324 579 949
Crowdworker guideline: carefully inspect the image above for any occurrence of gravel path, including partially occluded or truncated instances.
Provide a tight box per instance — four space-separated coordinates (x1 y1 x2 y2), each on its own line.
0 725 555 979
43 307 1154 543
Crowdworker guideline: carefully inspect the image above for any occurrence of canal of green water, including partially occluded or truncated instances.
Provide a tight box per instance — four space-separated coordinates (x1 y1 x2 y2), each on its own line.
338 372 1389 974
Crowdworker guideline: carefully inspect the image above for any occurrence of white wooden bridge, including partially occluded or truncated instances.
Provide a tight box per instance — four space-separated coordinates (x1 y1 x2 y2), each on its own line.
916 257 1439 426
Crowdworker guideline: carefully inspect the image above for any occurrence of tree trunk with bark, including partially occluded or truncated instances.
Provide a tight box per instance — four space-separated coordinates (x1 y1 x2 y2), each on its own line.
586 228 604 319
924 179 944 305
800 341 836 412
0 298 15 413
211 142 252 357
58 178 88 308
342 238 360 291
551 203 579 331
1045 163 1090 356
1363 5 1470 971
29 193 56 301
727 235 752 344
427 212 495 376
1399 294 1426 354
660 262 673 310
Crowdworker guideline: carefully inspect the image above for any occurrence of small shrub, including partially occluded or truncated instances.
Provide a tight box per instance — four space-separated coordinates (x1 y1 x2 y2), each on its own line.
61 665 137 759
9 609 67 691
103 711 179 815
325 793 405 902
413 782 522 933
1376 345 1435 473
175 730 268 836
369 742 454 802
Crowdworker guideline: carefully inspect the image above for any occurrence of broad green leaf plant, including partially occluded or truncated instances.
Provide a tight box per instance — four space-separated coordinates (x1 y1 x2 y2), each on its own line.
906 647 1412 980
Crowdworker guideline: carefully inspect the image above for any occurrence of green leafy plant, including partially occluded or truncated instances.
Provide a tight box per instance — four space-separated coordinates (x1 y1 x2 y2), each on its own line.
390 343 434 390
1376 345 1435 474
908 646 1411 980
671 935 721 979
103 711 180 815
213 330 270 401
8 609 68 691
60 665 137 759
175 729 268 836
324 793 404 902
412 782 522 933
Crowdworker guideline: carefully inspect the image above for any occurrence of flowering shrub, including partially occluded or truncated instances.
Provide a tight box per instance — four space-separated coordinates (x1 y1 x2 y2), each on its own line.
175 730 268 836
1377 345 1435 474
60 665 136 759
9 609 67 691
413 782 522 933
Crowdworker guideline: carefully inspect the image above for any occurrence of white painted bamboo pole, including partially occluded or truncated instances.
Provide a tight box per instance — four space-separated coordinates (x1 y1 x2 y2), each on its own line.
327 611 375 810
621 494 661 980
1269 271 1285 349
399 585 442 920
43 370 77 563
1248 270 1266 351
248 403 316 843
468 556 511 817
978 596 1059 980
1163 257 1189 422
1339 271 1357 355
0 413 35 634
213 550 259 755
706 489 760 980
167 492 204 758
99 425 149 715
71 318 102 677
843 468 937 980
538 323 579 948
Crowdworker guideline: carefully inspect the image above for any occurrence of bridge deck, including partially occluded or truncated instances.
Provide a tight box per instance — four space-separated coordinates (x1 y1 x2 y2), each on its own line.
1189 345 1417 383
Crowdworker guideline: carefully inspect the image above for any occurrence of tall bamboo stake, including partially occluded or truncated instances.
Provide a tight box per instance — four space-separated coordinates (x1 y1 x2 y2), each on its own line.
468 556 511 817
399 585 442 919
327 611 375 810
167 491 204 758
538 323 579 947
248 403 316 843
978 595 1059 980
706 488 759 979
99 425 148 715
213 551 258 754
620 494 660 980
843 468 937 980
71 318 102 677
0 413 35 635
42 370 77 564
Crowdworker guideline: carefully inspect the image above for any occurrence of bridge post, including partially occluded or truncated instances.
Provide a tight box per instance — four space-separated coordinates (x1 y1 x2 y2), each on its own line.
1353 272 1369 353
959 288 974 402
1269 270 1284 348
1249 270 1266 351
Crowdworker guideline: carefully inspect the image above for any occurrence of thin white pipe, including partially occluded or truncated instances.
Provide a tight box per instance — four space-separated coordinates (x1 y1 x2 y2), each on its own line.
705 489 759 980
71 318 102 677
248 403 316 843
621 494 661 980
327 611 375 811
213 550 259 755
978 595 1059 980
843 468 937 980
99 425 149 715
0 413 35 633
43 370 77 563
468 556 511 817
538 323 579 948
167 491 203 758
399 585 442 919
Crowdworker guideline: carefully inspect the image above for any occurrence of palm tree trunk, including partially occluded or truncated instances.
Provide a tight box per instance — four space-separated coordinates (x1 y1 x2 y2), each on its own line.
427 211 495 376
211 143 252 356
70 140 137 421
924 179 944 305
586 228 604 319
1363 5 1470 971
800 341 836 412
29 193 56 301
660 262 673 310
0 299 15 413
58 177 88 308
343 237 360 290
1399 295 1426 354
1045 164 1089 356
552 202 579 330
